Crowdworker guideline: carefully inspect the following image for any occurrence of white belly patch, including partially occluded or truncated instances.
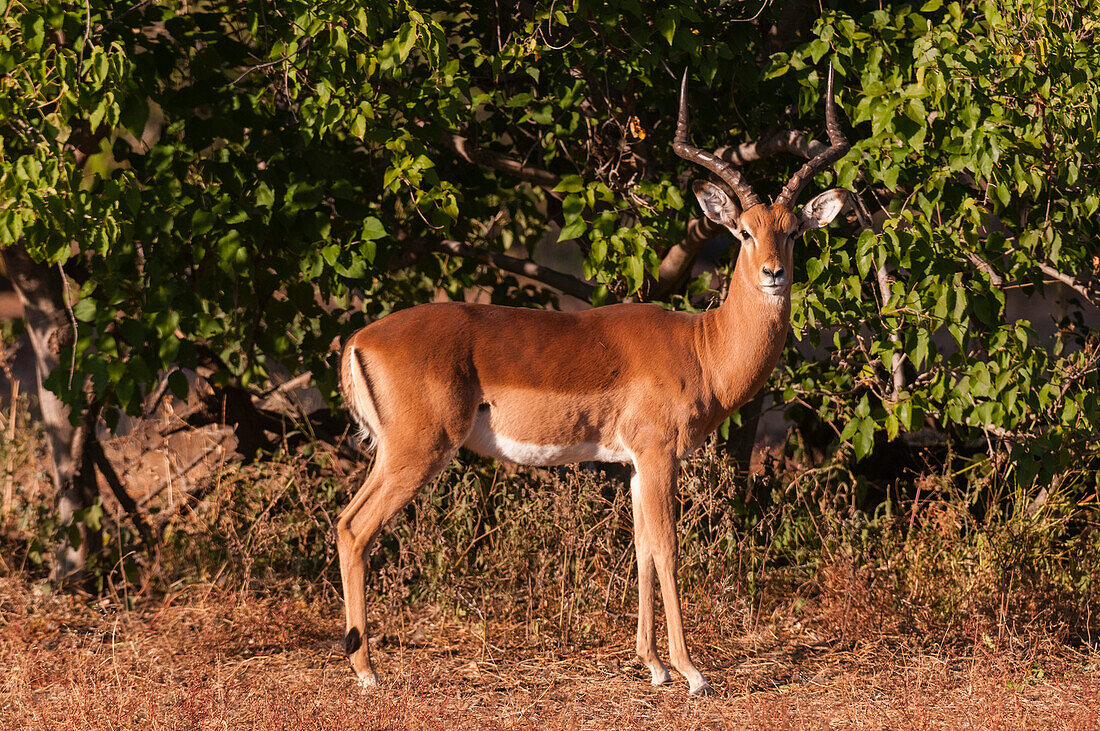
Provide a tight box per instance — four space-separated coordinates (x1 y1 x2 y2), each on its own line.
464 410 629 466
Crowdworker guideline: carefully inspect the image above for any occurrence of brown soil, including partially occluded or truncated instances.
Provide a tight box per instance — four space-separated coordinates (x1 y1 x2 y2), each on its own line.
1 575 1096 730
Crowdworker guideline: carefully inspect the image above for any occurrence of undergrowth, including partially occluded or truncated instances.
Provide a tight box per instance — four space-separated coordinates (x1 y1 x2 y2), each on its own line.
1 389 1099 653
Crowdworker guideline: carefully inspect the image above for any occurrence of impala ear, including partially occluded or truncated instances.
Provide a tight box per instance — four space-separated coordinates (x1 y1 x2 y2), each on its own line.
692 180 741 231
797 188 848 234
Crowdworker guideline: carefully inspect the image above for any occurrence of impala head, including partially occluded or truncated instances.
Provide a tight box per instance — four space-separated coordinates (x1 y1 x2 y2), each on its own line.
673 67 851 298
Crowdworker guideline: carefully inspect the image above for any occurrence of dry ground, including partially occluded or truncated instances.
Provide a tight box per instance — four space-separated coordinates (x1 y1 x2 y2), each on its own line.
1 575 1097 730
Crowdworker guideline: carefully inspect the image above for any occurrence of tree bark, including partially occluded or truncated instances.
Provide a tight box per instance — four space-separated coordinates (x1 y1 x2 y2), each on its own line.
0 244 96 584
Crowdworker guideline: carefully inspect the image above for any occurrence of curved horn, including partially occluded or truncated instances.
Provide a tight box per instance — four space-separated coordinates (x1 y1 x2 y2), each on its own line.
773 63 851 209
672 70 761 211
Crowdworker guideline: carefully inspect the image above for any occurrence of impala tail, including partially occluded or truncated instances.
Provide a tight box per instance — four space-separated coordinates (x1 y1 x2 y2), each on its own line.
340 343 380 451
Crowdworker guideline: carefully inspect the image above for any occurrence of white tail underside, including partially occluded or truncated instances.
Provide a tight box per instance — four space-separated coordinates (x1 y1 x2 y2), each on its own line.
343 345 379 451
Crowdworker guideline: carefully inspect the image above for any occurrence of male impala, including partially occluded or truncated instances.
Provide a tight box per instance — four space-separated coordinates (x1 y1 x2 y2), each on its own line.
337 69 850 695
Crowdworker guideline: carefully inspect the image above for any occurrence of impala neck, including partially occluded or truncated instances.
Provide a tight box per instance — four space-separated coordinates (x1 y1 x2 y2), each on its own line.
699 252 791 411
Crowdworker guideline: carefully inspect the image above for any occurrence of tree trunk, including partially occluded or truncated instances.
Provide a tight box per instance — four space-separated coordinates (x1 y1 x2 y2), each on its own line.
0 244 96 584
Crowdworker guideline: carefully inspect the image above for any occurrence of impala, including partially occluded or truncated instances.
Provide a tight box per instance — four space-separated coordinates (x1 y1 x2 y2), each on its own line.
337 69 850 695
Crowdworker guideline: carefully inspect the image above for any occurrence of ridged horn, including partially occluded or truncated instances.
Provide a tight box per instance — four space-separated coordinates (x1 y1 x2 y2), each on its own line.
672 70 761 211
773 63 850 209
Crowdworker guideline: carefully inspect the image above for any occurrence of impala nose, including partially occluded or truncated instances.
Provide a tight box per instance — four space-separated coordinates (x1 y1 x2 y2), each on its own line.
762 265 786 286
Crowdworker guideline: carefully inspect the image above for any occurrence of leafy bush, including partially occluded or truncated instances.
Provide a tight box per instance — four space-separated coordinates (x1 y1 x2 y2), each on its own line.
1 0 1097 584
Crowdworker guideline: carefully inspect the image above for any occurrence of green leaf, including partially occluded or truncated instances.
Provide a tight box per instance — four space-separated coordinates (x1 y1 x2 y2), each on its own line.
624 255 644 292
807 38 829 64
656 15 676 46
666 186 684 210
254 182 275 208
911 329 929 369
89 99 108 131
83 503 104 532
854 418 875 459
321 244 340 266
395 23 418 63
168 370 189 401
73 298 96 323
589 237 607 264
362 217 386 240
558 219 586 241
554 175 585 194
885 413 899 441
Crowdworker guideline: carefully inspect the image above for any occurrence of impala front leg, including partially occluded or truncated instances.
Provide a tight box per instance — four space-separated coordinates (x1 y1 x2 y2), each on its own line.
634 450 712 696
630 469 671 686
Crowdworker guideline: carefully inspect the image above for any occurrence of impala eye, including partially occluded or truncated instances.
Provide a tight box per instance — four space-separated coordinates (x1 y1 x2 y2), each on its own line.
739 229 752 240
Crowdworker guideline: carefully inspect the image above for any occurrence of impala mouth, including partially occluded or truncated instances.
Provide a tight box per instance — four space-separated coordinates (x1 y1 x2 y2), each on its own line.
758 283 789 296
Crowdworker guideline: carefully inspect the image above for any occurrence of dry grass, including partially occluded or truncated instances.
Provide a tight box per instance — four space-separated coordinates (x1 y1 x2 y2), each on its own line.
1 571 1097 730
2 387 1099 729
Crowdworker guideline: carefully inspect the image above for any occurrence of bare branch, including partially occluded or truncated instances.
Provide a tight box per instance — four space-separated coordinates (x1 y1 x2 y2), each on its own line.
225 55 288 87
850 189 908 398
714 130 827 165
1031 258 1099 307
968 230 1096 307
435 239 599 302
874 263 909 398
440 132 564 199
963 251 1006 287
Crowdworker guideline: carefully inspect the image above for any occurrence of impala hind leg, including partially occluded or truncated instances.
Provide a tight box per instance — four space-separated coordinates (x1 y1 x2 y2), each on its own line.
630 470 671 685
336 447 455 688
635 451 712 696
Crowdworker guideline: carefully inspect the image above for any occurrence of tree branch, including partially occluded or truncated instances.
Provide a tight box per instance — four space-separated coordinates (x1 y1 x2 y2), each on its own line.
849 191 909 398
435 239 599 302
440 132 564 199
963 250 1006 287
1030 258 1099 307
715 130 827 165
966 225 1097 307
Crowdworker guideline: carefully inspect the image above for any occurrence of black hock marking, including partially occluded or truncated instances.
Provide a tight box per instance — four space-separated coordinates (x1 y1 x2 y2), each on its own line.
341 627 362 655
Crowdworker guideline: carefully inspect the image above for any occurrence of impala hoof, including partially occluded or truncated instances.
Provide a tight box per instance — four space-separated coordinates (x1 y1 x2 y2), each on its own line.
689 680 714 697
356 673 380 692
650 665 672 686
